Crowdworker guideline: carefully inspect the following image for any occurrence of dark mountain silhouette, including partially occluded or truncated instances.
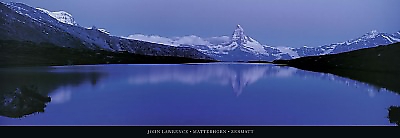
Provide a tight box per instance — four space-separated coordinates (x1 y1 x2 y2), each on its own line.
0 85 51 118
0 40 216 67
0 66 106 118
274 42 400 94
274 42 400 126
0 2 214 66
388 106 400 126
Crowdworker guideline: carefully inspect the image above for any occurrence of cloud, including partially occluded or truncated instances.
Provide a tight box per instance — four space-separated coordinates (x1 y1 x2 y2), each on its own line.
125 34 178 46
125 34 230 46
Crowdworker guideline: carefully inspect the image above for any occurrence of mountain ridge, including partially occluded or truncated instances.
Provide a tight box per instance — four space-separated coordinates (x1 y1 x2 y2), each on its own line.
127 24 400 61
0 2 213 60
1 2 399 62
36 7 77 26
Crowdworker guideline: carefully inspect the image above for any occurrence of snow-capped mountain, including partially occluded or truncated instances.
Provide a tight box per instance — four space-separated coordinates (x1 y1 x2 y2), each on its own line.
36 7 77 26
292 30 400 58
127 25 290 61
0 2 212 60
3 2 398 62
128 25 400 61
217 25 270 60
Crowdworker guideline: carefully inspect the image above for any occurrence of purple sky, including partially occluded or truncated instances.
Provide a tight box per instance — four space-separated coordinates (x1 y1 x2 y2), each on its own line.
4 0 400 47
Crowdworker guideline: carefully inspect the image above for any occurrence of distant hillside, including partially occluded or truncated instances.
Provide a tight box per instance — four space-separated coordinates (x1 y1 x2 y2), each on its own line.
0 2 213 61
273 42 400 94
0 40 216 67
274 42 400 72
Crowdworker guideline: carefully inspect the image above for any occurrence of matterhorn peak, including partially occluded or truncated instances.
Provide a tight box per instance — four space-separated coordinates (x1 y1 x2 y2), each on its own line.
231 24 248 45
236 24 244 31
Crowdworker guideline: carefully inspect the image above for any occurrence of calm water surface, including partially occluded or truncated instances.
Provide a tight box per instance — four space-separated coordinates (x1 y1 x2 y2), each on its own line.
0 63 399 125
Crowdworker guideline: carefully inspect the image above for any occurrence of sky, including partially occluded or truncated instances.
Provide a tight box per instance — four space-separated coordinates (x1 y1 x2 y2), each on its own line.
3 0 400 47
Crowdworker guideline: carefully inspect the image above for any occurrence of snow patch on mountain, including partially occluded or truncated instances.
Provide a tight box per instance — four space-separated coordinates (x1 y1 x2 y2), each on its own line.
382 35 394 43
276 47 299 58
389 36 400 42
242 37 267 54
86 26 111 35
363 30 379 39
97 28 110 35
321 45 336 55
36 8 77 26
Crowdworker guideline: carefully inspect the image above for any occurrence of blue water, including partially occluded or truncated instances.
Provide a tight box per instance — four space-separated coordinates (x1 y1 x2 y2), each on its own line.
0 63 399 126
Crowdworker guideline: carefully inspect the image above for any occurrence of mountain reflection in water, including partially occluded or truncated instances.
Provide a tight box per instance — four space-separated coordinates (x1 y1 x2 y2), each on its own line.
0 66 104 118
126 63 393 97
128 64 297 96
0 64 399 125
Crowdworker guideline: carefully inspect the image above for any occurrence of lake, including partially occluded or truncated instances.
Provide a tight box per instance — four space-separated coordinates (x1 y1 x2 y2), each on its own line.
0 63 399 126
